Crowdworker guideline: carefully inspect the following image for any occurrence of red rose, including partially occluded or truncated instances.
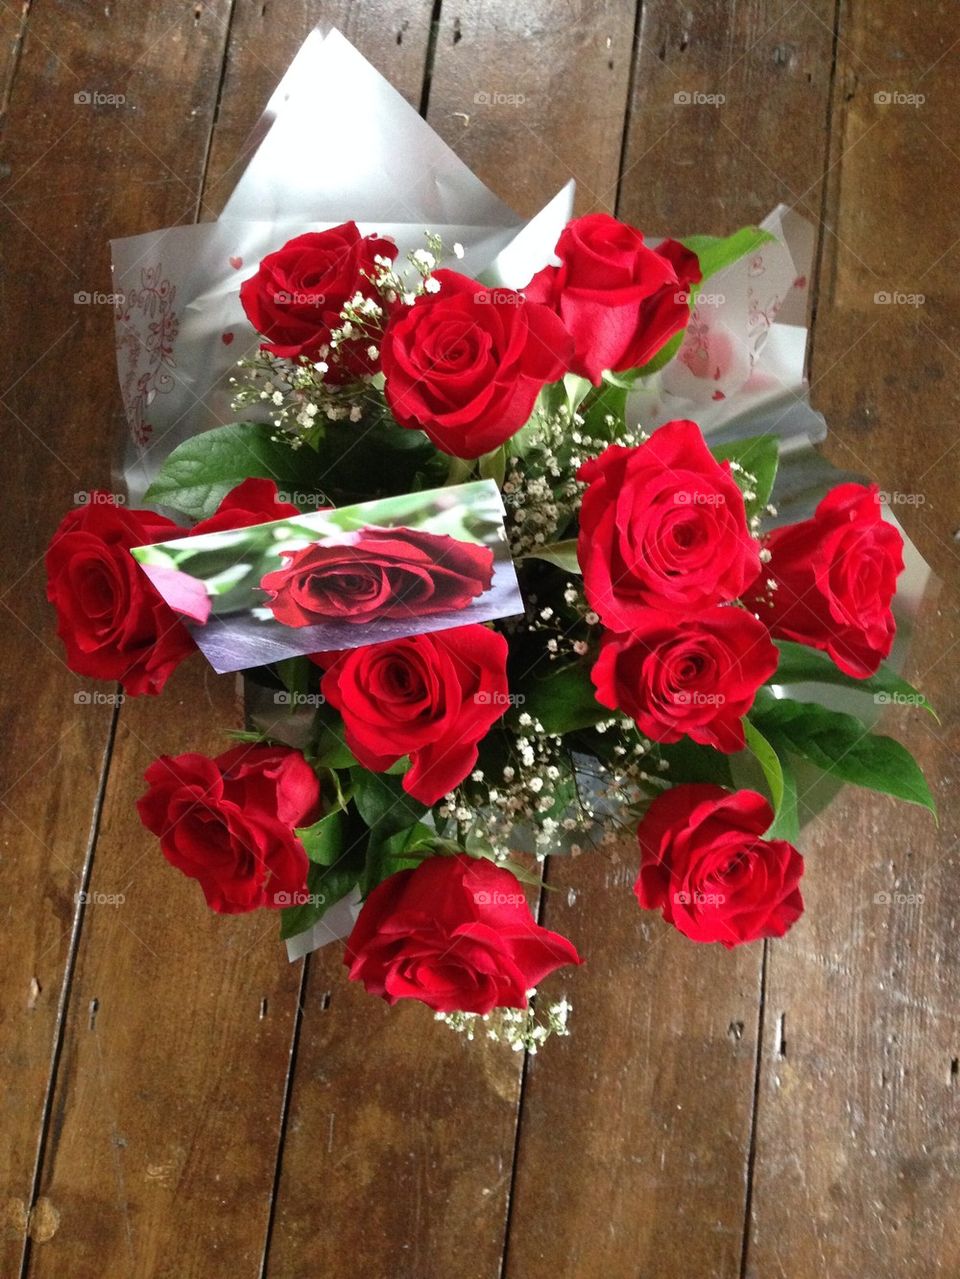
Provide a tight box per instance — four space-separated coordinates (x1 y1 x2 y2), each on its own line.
381 269 573 458
260 526 494 628
137 744 321 914
191 478 300 535
577 420 760 630
592 606 778 752
747 483 903 678
523 213 701 383
345 855 581 1013
45 495 194 696
239 222 396 377
317 624 509 805
635 784 804 947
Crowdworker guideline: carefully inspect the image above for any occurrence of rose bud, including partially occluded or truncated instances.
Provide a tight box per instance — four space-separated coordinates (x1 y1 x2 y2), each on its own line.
591 606 778 752
315 624 509 805
635 784 804 947
381 270 574 458
746 483 904 678
261 527 494 628
239 222 396 378
345 855 581 1013
522 212 701 383
577 419 760 630
137 745 321 914
45 497 195 696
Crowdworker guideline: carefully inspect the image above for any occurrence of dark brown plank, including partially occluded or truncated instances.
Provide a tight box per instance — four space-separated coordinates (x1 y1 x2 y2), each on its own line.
745 5 960 1275
263 6 639 1278
504 5 839 1277
0 0 234 1270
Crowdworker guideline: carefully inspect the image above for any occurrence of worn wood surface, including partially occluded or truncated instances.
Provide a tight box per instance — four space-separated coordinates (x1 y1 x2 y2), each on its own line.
0 2 956 1277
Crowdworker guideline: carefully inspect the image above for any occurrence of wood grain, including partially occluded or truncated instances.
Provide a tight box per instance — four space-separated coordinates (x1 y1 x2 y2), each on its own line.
745 3 960 1275
0 0 232 1271
504 5 839 1278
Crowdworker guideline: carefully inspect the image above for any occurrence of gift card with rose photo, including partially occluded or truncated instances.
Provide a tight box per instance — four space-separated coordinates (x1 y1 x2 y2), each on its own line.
131 479 521 673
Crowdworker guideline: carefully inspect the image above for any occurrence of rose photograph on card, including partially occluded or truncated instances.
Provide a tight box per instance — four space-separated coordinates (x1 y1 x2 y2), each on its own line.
132 480 520 673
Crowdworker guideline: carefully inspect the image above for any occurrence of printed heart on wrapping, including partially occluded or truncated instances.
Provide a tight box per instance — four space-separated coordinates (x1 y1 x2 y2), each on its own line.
229 255 243 270
221 332 234 345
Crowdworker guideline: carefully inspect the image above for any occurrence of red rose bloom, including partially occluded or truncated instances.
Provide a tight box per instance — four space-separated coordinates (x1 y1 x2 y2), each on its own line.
45 496 194 696
635 785 804 947
345 855 581 1013
317 624 509 805
261 527 494 628
137 745 321 914
523 213 701 383
381 269 573 458
239 222 396 377
747 483 904 678
577 420 760 630
592 606 778 752
191 478 300 535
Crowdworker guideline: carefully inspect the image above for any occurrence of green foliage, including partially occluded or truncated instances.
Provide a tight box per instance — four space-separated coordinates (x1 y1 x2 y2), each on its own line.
145 422 319 520
771 642 937 718
521 540 581 574
514 662 607 736
750 697 936 818
682 226 776 284
710 435 780 519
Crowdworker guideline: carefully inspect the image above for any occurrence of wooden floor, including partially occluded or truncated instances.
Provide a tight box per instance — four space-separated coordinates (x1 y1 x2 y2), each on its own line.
1 3 958 1276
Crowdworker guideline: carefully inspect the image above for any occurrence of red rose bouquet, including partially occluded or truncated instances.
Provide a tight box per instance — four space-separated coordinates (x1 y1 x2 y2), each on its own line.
46 32 935 1051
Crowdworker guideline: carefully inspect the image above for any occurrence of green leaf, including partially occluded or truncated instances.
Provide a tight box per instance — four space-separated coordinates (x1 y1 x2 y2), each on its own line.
516 662 606 736
273 656 310 698
478 445 507 487
750 698 937 817
144 422 314 521
278 857 362 941
580 377 630 440
520 539 581 575
351 770 427 835
742 719 784 813
772 641 938 719
295 808 345 866
765 741 800 842
682 226 776 284
710 435 780 519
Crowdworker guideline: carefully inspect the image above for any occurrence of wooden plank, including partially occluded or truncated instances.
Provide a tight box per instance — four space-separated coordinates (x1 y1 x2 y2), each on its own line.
0 0 234 1271
262 6 639 1278
504 5 840 1277
745 4 960 1274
